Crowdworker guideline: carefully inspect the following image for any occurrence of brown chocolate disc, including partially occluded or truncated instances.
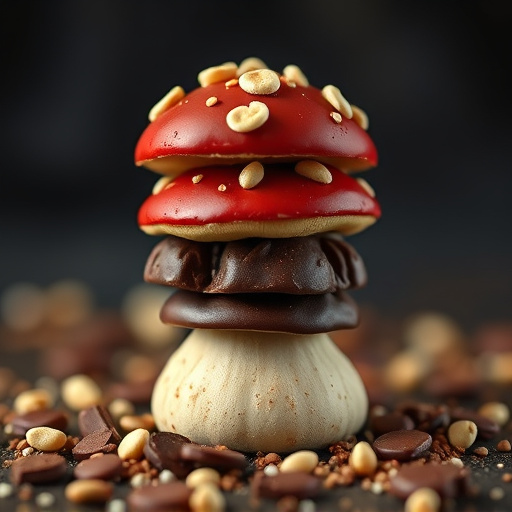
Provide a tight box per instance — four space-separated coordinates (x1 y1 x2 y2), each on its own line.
372 430 432 461
143 432 194 479
74 454 123 481
160 289 358 334
144 233 366 295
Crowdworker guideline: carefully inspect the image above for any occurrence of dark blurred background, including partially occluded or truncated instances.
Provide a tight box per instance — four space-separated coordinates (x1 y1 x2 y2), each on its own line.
1 0 511 330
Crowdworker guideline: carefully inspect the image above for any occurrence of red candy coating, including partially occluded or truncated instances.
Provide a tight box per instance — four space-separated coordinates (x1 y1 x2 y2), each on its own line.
135 81 378 175
138 164 380 228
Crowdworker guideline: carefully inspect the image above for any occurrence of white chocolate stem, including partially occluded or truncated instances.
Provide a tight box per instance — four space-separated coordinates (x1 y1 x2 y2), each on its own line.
151 329 368 453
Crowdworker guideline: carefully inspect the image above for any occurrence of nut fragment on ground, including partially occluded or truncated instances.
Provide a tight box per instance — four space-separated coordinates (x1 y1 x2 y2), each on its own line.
447 420 478 449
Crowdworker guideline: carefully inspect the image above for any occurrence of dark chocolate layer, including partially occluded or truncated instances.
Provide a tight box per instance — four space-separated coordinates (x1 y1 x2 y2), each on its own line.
160 289 358 334
144 233 366 295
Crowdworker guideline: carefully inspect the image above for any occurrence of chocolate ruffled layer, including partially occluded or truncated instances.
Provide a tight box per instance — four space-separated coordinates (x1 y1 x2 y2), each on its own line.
160 289 358 334
145 234 366 295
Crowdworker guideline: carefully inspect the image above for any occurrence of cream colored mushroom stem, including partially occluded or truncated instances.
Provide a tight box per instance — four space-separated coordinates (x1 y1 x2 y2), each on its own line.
151 329 368 453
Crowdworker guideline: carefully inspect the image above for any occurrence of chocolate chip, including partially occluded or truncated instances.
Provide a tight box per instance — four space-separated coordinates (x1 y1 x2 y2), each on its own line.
389 462 471 499
179 444 248 472
450 407 500 440
369 412 415 437
78 405 121 444
126 481 192 511
257 472 323 500
10 409 68 436
396 401 450 432
144 431 193 479
72 430 118 461
373 430 432 461
73 454 123 481
9 453 68 485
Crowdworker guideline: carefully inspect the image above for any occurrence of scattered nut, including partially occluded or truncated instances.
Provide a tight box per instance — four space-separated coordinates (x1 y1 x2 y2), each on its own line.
473 446 489 457
238 69 280 95
26 426 67 452
148 85 185 122
239 162 264 189
206 96 218 107
447 420 478 449
186 468 221 489
65 479 113 504
61 375 102 411
351 104 369 130
478 402 510 427
117 428 150 460
192 174 204 184
119 413 155 432
322 85 353 119
294 160 332 184
218 184 227 192
280 450 318 473
198 62 237 87
226 101 269 133
152 176 173 195
404 487 441 512
282 64 309 87
237 57 268 76
13 388 53 414
349 441 378 477
189 482 226 512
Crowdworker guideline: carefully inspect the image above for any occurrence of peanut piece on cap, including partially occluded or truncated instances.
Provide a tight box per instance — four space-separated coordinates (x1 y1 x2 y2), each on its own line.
237 57 268 76
322 84 353 119
226 101 269 133
152 176 173 195
239 162 264 189
352 104 369 130
283 64 309 87
295 160 332 184
148 85 185 122
239 69 280 95
198 62 237 87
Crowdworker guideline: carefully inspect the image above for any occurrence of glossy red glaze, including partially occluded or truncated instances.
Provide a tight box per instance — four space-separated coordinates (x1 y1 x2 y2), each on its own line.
138 164 381 227
135 81 378 174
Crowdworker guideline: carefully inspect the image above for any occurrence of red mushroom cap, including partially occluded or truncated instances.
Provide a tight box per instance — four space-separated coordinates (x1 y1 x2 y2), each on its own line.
135 80 378 177
138 163 381 242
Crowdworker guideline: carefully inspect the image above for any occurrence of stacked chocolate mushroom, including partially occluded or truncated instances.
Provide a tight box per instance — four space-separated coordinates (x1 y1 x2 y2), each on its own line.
135 58 381 453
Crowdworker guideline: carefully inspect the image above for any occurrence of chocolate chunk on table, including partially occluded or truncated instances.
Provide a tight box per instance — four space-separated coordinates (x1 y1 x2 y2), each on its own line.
78 405 121 443
126 481 192 511
73 453 123 480
10 453 68 485
389 462 471 499
72 430 118 461
10 409 68 436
